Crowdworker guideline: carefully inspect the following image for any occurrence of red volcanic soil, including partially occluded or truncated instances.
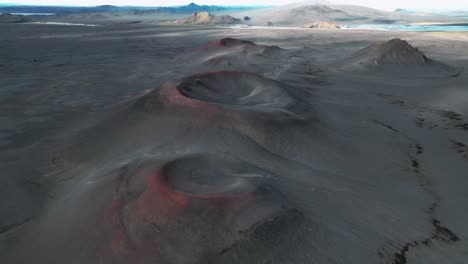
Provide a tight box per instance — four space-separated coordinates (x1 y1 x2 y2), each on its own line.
203 38 257 49
135 71 294 112
133 79 220 117
178 38 286 71
95 155 300 263
198 37 282 54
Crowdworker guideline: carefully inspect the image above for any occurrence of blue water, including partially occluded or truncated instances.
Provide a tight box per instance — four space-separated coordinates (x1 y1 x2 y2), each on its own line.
0 12 54 15
10 13 55 15
346 24 468 32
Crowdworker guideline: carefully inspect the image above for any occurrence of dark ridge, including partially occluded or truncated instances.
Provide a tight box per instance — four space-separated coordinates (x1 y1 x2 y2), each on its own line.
388 142 460 264
415 144 424 154
432 109 468 132
450 71 462 78
410 156 419 170
218 242 238 256
431 219 460 242
421 238 431 246
218 38 256 47
451 140 467 148
456 123 468 131
372 119 399 133
415 116 425 127
390 218 461 264
391 99 406 106
450 139 467 158
440 110 463 121
0 217 32 235
427 202 437 215
200 37 283 52
392 241 416 264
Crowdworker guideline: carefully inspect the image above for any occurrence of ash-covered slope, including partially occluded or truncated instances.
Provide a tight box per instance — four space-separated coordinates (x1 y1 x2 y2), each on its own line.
345 38 460 77
3 25 468 264
6 64 314 263
175 38 288 74
136 71 304 116
357 38 428 65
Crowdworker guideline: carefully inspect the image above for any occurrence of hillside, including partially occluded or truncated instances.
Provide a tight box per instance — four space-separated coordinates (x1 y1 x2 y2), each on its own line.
229 3 462 26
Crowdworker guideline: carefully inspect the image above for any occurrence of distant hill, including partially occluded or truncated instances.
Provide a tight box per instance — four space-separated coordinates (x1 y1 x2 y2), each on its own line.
229 4 410 26
229 3 465 26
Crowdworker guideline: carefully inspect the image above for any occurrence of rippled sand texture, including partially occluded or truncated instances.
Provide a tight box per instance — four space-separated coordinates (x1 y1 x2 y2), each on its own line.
1 23 468 264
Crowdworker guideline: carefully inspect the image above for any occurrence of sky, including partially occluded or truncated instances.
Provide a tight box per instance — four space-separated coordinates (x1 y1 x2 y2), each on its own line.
1 0 468 11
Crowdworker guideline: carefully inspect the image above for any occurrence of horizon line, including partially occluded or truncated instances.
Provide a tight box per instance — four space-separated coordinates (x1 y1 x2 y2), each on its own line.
1 2 467 11
1 2 274 7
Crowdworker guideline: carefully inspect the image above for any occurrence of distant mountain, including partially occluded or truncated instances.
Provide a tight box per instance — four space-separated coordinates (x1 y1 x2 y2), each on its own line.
394 9 416 14
0 3 261 15
0 5 123 14
131 3 233 15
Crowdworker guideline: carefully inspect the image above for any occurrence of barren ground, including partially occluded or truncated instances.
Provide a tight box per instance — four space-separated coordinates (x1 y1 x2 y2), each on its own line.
1 23 468 264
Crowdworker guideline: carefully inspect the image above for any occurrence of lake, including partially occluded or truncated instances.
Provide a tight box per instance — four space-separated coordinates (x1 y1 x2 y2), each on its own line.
346 24 468 32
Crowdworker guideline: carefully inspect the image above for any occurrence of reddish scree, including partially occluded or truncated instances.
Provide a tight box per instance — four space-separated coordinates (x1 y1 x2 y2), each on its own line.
99 169 257 262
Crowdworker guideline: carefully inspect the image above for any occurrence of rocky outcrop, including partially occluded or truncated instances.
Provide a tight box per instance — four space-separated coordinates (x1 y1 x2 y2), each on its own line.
309 21 340 29
172 11 240 25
